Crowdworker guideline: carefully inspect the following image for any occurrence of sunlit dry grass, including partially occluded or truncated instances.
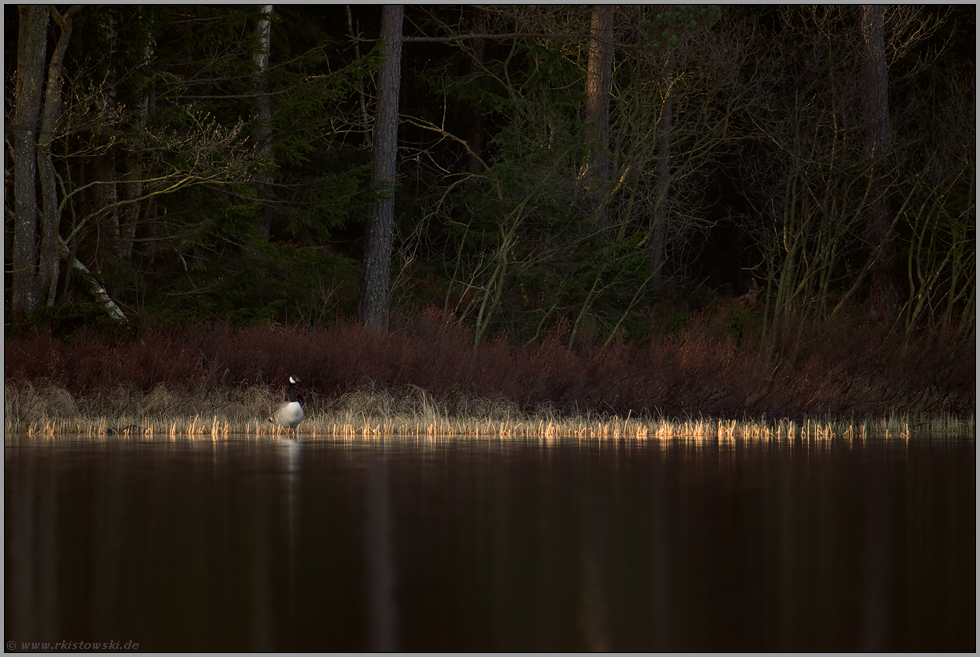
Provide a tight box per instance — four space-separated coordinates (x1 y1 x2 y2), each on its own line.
5 382 973 441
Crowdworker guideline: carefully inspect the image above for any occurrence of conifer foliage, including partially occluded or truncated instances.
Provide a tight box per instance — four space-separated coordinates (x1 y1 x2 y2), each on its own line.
4 6 973 357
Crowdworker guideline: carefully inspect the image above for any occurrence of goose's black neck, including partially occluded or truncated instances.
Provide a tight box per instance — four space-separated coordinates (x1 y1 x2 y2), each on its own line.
289 382 298 403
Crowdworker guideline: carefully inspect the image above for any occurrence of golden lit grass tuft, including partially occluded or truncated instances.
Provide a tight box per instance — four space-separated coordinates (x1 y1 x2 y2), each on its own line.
5 382 80 425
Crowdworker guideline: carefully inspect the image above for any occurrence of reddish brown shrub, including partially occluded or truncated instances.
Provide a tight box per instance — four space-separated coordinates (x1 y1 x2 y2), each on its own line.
4 308 974 419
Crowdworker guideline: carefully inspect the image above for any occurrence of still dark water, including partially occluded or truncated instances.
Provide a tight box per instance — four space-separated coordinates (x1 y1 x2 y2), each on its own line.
5 433 975 652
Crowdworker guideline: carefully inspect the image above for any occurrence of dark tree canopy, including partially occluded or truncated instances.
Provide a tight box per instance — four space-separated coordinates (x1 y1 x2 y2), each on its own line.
3 5 973 348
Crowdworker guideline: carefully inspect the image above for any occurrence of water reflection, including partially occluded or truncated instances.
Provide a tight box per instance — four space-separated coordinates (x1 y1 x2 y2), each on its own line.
580 468 609 652
366 453 397 651
4 433 974 651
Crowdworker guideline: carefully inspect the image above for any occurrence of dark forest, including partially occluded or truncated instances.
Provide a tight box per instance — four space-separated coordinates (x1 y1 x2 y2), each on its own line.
4 5 975 419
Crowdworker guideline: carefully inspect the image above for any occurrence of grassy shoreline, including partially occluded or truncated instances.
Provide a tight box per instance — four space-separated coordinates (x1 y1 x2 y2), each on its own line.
5 312 974 439
5 382 974 440
6 414 974 441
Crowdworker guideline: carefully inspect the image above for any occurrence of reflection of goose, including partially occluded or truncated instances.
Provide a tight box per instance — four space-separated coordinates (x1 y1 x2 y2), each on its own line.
268 375 304 432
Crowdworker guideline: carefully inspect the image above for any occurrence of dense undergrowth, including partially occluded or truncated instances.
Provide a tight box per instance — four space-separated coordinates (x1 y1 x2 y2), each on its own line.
4 303 974 427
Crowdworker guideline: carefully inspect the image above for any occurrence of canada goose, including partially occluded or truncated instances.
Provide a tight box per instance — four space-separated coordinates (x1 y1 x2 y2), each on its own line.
269 375 304 432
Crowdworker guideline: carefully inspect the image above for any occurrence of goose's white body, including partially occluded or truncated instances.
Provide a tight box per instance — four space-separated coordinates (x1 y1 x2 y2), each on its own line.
275 400 304 428
270 375 304 430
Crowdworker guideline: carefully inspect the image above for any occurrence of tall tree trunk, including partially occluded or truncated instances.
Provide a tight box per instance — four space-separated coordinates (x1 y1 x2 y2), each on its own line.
584 4 615 227
120 152 142 261
37 6 83 306
95 154 119 266
253 4 275 238
464 6 486 193
358 5 404 331
649 56 672 290
121 8 153 262
11 6 49 317
99 9 120 257
860 5 895 318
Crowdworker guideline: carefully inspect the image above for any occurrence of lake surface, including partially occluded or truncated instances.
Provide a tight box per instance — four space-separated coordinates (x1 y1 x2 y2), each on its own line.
5 432 975 651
